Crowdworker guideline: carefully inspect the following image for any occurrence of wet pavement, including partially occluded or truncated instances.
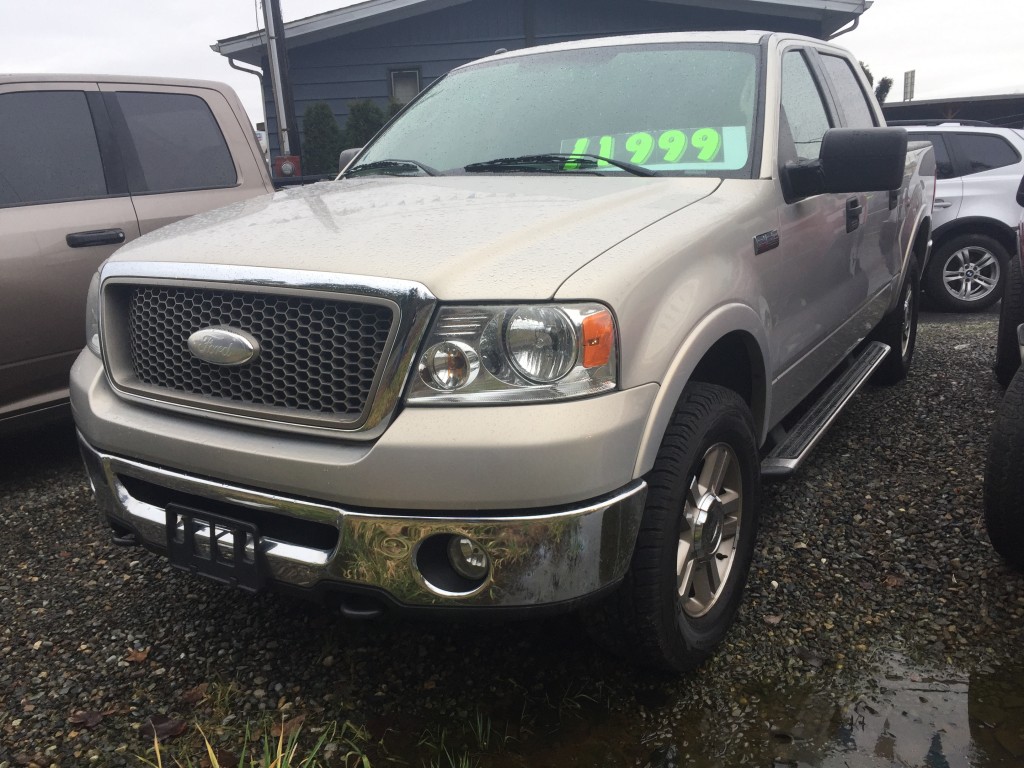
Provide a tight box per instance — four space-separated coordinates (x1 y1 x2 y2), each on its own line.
2 309 1023 767
437 654 1024 767
677 656 1024 768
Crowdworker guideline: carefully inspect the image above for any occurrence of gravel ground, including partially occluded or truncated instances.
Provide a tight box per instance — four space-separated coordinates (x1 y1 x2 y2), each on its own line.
1 311 1022 767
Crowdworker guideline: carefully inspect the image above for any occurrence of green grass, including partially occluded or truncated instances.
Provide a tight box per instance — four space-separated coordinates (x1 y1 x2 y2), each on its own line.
137 718 370 768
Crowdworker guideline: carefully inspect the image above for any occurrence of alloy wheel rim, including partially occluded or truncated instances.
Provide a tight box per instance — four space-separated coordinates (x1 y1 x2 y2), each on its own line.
943 247 1000 302
677 443 743 618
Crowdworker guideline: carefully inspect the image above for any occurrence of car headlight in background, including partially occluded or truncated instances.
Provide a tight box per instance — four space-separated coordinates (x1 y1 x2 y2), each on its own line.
85 272 101 356
406 303 617 404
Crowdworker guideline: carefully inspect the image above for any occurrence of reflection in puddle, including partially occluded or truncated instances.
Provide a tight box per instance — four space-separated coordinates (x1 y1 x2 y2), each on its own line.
493 655 1024 768
655 654 1024 768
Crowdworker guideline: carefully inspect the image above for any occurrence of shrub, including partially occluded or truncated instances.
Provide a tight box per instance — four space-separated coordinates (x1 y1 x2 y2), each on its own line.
301 102 344 175
342 100 387 149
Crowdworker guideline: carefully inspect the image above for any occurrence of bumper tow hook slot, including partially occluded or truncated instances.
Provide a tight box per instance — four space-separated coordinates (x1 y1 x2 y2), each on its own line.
110 530 138 547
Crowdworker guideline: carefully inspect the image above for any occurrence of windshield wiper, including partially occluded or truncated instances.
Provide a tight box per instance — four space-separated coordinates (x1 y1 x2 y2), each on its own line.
346 158 441 177
464 153 658 177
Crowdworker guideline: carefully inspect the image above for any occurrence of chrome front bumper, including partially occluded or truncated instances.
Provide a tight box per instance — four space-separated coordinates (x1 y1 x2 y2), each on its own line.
79 435 647 609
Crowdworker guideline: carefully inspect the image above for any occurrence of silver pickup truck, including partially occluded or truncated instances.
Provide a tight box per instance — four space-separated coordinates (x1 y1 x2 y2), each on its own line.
71 31 935 671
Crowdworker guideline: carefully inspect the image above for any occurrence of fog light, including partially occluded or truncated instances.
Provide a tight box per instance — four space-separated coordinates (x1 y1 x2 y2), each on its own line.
422 341 480 391
447 536 490 580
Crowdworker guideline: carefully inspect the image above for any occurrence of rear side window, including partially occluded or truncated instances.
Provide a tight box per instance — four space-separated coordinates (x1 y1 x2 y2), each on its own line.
951 133 1021 175
819 54 876 128
117 92 237 193
910 133 957 179
0 90 107 207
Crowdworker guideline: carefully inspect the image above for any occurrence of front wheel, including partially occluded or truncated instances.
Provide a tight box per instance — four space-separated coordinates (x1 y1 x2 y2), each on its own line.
923 235 1007 312
585 383 760 671
984 367 1024 570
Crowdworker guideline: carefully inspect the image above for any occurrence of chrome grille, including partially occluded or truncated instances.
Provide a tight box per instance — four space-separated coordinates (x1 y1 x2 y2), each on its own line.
126 286 394 421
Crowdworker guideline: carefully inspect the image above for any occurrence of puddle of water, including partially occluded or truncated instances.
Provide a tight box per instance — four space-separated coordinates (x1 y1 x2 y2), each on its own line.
675 655 1024 768
470 654 1024 768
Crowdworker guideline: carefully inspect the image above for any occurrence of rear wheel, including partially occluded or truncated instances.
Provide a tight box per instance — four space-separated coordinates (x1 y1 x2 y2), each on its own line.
984 367 1024 570
586 383 760 671
871 256 919 385
923 234 1007 312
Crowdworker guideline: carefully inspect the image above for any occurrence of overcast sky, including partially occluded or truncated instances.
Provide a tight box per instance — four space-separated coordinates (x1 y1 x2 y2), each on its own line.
2 0 1022 128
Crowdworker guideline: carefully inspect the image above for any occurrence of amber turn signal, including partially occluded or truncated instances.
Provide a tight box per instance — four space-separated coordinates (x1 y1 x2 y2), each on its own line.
581 310 614 368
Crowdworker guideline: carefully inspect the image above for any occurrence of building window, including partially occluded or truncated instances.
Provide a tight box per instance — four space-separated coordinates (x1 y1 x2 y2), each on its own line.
390 70 421 105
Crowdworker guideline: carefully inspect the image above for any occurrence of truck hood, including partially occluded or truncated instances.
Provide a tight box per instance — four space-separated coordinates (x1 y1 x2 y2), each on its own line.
111 175 721 300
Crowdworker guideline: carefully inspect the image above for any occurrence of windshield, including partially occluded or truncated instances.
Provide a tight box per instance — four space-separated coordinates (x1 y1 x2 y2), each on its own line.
351 43 761 178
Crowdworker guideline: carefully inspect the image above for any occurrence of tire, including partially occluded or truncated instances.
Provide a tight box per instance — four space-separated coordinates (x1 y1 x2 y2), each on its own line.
994 253 1024 387
871 256 920 386
585 382 760 671
984 367 1024 570
923 234 1008 313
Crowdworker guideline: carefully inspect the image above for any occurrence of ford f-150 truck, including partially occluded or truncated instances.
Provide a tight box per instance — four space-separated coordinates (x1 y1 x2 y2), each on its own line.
71 31 935 671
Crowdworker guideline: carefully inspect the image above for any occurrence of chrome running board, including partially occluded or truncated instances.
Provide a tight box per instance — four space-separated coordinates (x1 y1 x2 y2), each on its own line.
761 341 890 477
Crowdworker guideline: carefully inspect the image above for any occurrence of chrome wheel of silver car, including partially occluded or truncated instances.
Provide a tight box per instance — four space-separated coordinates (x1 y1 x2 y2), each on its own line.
677 443 742 618
943 245 1001 303
925 235 1008 313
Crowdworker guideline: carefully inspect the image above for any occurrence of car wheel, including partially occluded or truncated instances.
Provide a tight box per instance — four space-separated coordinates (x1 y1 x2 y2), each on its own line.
994 253 1024 387
923 234 1008 312
585 383 760 671
984 367 1024 571
871 256 919 385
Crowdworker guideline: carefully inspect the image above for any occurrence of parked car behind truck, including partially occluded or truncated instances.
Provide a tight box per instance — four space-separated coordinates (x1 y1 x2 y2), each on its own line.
898 122 1024 312
71 32 934 671
0 75 274 434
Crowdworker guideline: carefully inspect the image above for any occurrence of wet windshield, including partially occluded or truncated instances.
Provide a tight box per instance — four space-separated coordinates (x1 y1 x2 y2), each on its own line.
351 43 761 178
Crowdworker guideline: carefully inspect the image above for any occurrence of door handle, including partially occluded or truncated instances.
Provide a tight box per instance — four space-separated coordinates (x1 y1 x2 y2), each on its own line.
845 197 862 234
66 228 126 248
933 199 954 209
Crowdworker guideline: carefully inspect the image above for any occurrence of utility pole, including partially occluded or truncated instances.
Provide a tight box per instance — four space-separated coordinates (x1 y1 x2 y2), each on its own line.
262 0 302 175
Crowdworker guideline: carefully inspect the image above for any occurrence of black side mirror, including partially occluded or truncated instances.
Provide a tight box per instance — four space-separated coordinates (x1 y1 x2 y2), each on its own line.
782 128 908 203
338 147 363 174
821 128 907 193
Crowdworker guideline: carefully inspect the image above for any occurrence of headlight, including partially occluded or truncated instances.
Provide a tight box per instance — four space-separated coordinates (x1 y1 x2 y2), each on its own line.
85 272 101 356
505 306 577 383
406 303 617 404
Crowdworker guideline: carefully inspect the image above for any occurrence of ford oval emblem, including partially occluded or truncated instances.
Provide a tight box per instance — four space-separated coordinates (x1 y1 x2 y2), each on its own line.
187 326 261 367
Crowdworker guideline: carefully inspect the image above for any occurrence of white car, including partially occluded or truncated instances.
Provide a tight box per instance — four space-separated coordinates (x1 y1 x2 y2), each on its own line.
900 122 1024 311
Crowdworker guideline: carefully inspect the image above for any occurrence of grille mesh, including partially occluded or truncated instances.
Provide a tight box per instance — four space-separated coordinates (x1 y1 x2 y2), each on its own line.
127 286 394 420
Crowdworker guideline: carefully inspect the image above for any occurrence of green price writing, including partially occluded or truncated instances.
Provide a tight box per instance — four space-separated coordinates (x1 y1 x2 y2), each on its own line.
563 128 724 166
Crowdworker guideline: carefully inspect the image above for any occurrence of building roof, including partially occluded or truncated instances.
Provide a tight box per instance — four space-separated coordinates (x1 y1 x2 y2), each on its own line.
882 93 1024 130
212 0 869 62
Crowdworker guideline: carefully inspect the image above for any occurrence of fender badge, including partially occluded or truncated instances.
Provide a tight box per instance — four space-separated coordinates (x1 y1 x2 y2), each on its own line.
753 230 781 255
187 326 261 367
